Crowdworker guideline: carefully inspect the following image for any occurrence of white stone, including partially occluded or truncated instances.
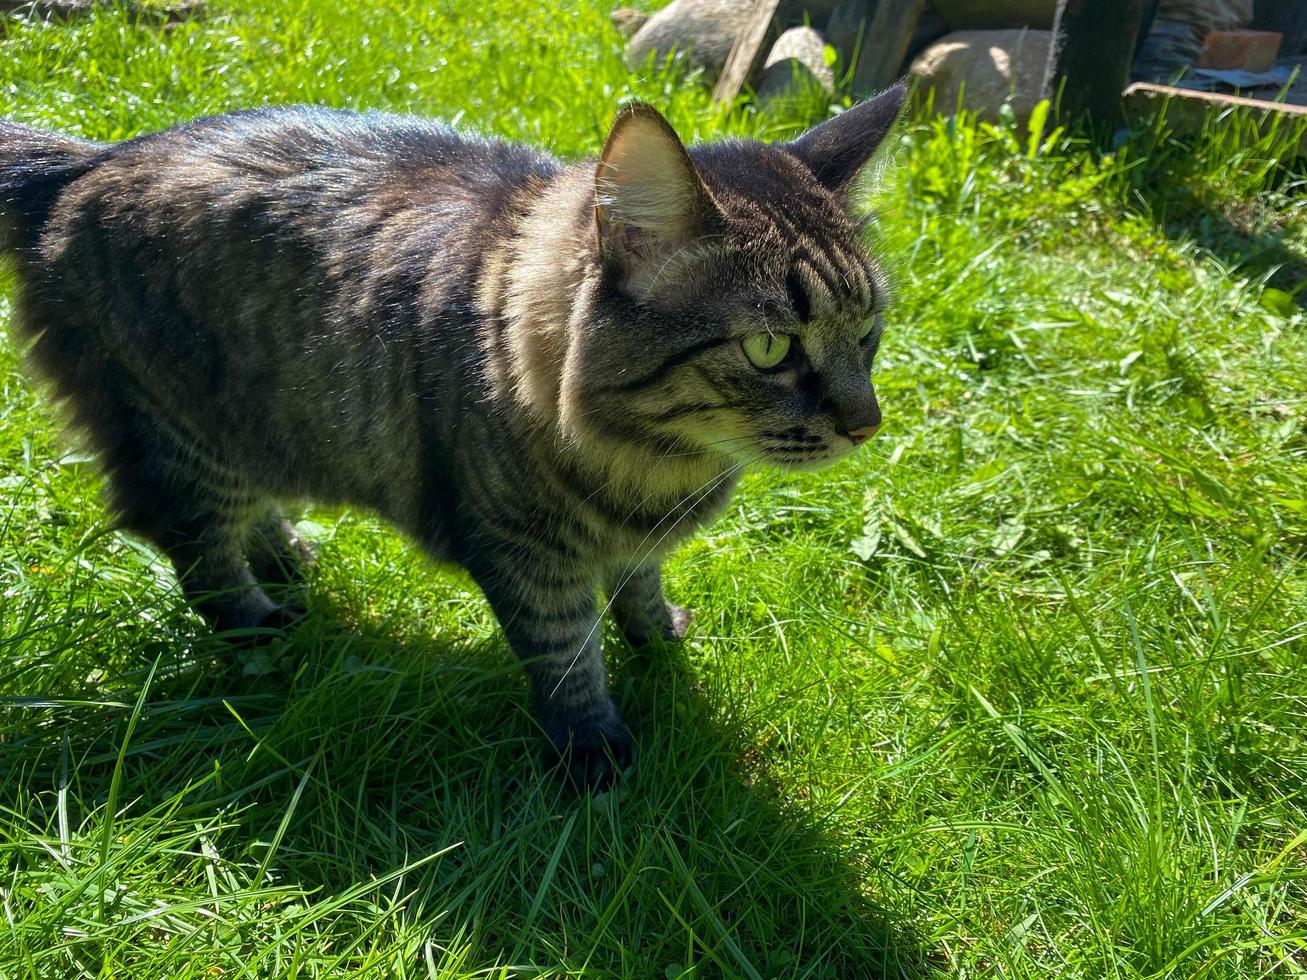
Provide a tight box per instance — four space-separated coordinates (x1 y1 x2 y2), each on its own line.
910 28 1053 125
758 26 836 102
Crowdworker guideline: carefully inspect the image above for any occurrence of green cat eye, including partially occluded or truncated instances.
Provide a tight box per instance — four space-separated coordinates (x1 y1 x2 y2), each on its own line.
858 315 879 340
742 333 792 370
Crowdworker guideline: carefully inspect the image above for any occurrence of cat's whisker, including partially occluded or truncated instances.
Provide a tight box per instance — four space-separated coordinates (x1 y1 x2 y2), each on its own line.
617 439 694 523
608 453 761 600
652 433 761 458
551 454 760 697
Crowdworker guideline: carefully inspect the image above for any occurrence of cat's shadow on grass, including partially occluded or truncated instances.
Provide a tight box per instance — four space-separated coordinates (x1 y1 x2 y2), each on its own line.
1143 182 1307 308
32 589 938 977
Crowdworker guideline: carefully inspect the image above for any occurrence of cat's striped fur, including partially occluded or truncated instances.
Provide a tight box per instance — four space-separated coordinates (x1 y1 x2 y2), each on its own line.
0 86 903 787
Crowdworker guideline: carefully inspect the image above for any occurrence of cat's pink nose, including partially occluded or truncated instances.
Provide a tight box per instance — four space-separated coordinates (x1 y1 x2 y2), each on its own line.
846 424 879 445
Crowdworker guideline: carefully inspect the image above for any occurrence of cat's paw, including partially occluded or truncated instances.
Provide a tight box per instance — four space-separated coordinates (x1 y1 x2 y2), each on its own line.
248 521 319 585
622 602 693 648
664 603 693 642
541 708 634 793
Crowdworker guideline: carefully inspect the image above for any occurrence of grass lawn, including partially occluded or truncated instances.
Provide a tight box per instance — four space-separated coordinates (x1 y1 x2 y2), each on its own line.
2 0 1306 976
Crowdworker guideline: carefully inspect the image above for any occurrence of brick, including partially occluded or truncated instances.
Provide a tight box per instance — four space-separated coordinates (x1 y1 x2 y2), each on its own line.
1197 30 1283 73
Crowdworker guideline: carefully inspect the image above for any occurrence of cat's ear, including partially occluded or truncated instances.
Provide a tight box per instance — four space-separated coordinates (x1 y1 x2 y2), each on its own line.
595 102 717 291
786 82 907 195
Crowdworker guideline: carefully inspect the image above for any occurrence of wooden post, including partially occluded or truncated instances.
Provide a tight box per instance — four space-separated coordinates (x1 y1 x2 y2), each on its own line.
826 0 876 69
1252 0 1307 55
712 0 784 105
850 0 925 94
1043 0 1148 133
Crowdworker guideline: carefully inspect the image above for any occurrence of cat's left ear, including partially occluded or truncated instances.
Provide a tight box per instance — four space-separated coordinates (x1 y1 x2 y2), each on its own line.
595 102 718 293
786 82 907 196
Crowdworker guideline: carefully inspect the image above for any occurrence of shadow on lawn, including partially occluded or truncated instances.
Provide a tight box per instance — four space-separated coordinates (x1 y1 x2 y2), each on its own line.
10 589 938 977
1167 207 1307 303
1137 181 1307 306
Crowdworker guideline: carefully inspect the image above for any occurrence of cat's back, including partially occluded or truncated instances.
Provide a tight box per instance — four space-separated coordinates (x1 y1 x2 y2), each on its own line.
30 105 558 399
47 105 556 252
21 107 560 510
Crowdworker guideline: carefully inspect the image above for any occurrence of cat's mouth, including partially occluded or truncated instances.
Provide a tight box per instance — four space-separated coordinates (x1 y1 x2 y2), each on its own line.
758 438 859 470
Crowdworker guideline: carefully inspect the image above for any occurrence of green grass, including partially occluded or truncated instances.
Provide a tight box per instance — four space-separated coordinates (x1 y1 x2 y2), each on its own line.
2 1 1307 976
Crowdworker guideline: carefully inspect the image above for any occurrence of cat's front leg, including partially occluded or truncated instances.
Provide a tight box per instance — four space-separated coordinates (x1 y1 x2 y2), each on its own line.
610 563 692 649
475 565 632 790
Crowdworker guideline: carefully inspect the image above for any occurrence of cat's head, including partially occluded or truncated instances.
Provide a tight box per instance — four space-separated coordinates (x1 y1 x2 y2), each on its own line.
565 85 904 473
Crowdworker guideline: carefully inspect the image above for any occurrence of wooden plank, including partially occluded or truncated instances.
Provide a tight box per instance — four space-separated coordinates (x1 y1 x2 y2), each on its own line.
1042 0 1148 132
1124 81 1307 153
850 0 925 95
712 0 783 105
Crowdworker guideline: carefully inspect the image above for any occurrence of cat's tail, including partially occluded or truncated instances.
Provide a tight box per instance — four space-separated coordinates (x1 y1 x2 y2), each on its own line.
0 120 105 255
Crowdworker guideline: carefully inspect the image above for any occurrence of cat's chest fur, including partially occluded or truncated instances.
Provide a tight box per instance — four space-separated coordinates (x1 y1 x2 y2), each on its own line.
428 399 738 575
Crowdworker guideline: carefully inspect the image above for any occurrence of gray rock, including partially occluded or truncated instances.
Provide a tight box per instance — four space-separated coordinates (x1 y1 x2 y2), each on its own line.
623 0 754 82
620 0 838 84
1132 2 1253 81
909 28 1052 125
610 7 649 40
757 27 836 102
1132 18 1205 81
930 0 1250 35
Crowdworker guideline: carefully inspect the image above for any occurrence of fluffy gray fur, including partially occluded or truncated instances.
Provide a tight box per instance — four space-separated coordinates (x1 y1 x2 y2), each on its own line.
0 86 903 788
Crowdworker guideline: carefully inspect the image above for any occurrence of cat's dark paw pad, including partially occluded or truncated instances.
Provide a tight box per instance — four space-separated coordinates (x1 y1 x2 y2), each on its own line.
664 603 693 642
542 712 634 793
211 590 303 645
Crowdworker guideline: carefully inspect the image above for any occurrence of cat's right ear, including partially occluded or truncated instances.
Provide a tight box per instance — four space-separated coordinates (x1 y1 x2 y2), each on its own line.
595 102 717 294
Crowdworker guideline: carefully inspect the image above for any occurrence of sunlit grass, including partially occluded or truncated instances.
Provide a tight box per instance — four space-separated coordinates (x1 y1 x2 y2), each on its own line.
2 1 1306 976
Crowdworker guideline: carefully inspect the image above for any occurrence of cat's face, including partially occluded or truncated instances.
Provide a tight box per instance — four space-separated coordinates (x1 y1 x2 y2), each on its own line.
569 87 903 473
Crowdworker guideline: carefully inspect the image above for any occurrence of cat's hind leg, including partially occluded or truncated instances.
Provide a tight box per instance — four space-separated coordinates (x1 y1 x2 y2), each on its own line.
245 510 318 586
103 414 290 634
610 563 692 648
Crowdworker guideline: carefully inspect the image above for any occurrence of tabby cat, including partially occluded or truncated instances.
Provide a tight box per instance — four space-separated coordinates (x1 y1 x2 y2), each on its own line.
0 85 903 788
